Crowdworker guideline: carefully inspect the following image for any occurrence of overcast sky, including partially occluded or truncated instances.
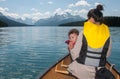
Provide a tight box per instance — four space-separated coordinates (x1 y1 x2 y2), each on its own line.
0 0 120 21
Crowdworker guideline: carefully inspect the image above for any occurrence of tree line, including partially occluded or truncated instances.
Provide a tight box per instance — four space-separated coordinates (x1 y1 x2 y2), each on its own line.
0 20 8 27
59 16 120 27
103 16 120 26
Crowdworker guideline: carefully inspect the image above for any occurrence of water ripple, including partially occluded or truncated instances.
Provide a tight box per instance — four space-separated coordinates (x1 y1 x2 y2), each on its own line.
0 27 120 79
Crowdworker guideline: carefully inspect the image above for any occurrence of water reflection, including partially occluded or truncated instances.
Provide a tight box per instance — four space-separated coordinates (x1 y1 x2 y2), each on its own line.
0 28 11 47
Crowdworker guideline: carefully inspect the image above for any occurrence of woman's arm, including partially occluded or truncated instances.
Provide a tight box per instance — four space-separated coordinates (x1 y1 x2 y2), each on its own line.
106 37 112 57
69 31 83 60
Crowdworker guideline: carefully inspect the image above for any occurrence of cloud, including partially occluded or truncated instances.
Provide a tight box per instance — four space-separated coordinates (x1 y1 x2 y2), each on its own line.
68 4 74 8
54 8 63 15
68 0 90 8
72 9 88 17
48 1 53 5
75 0 90 6
31 8 38 12
0 0 6 2
31 11 51 22
53 8 72 15
53 8 87 18
79 9 88 14
0 7 9 12
6 13 20 19
0 7 30 20
31 12 42 21
22 13 31 20
0 7 22 19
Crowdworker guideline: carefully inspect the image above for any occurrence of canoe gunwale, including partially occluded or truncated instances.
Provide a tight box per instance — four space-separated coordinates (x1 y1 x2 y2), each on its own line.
107 61 120 75
37 54 69 79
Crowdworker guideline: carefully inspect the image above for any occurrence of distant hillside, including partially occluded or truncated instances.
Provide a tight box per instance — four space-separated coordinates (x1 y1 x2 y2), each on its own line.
0 12 27 26
59 16 120 27
59 20 85 26
103 16 120 26
35 12 85 26
0 20 8 27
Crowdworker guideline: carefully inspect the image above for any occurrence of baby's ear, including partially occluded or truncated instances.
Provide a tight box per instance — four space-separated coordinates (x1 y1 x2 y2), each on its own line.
65 40 70 44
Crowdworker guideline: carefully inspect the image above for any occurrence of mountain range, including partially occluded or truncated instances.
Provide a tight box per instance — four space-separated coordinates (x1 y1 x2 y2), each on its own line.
35 12 85 26
0 12 27 26
0 12 85 26
7 16 34 25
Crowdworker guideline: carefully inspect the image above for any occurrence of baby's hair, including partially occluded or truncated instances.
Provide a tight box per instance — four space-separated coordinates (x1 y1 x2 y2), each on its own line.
68 29 79 36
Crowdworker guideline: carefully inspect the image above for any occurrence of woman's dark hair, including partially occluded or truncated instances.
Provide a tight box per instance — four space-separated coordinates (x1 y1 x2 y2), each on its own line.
87 4 104 24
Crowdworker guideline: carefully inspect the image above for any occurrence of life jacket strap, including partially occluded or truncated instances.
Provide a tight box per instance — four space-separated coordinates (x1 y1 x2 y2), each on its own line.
86 55 101 59
87 50 101 54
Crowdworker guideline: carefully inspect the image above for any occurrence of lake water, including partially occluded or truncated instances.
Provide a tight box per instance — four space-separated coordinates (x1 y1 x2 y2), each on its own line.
0 26 120 79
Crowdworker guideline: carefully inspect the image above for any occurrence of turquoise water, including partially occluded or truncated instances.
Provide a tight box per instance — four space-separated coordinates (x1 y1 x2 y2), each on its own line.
0 26 120 79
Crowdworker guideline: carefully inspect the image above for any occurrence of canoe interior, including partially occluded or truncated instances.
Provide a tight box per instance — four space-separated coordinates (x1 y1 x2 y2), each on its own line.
39 54 120 79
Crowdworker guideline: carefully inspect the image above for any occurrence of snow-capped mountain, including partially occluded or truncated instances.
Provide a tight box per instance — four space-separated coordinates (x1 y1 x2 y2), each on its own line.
1 12 85 26
0 12 27 26
34 12 85 26
7 16 34 25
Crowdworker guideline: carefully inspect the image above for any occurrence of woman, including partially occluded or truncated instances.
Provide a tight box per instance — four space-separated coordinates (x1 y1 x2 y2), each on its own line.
67 4 112 79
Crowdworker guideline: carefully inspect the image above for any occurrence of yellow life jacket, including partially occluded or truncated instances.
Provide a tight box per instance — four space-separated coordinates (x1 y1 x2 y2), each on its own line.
83 21 110 48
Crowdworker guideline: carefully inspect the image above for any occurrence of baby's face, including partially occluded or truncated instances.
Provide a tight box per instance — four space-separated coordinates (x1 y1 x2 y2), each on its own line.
69 33 78 43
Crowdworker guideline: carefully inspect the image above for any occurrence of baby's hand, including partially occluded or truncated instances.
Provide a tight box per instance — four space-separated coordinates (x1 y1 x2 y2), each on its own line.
68 41 74 50
65 40 70 45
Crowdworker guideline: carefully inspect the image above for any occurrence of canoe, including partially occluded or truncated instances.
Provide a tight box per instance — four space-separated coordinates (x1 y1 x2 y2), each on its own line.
38 54 120 79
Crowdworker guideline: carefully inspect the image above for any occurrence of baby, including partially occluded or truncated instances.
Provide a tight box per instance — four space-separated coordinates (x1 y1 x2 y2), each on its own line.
65 28 79 50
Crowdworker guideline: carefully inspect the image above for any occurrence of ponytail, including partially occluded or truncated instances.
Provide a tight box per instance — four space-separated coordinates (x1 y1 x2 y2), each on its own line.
87 4 104 24
96 4 103 11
